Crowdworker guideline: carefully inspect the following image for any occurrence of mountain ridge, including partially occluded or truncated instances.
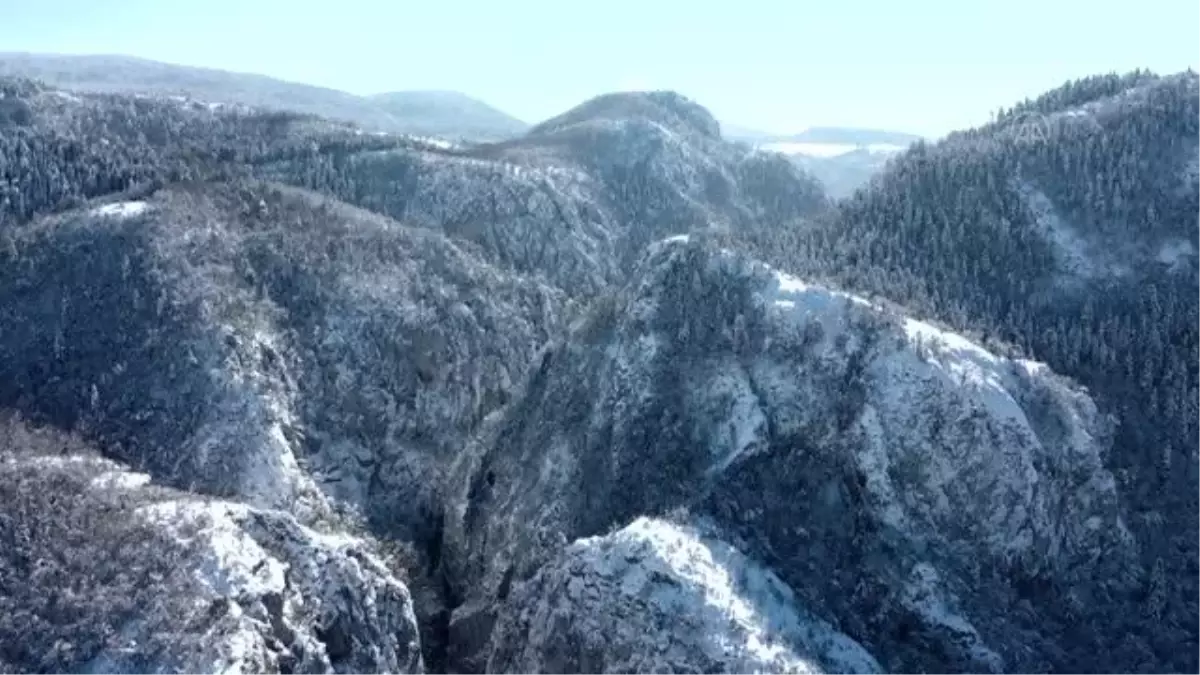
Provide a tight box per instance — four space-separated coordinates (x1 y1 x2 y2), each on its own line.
0 68 1195 674
443 235 1134 673
739 68 1199 672
0 52 529 140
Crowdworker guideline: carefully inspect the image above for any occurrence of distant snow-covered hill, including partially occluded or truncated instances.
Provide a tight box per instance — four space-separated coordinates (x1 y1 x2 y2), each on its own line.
0 52 529 140
723 125 923 197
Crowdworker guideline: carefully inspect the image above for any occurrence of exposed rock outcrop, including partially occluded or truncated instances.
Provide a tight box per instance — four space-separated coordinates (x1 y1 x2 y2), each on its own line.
0 432 422 674
489 516 881 674
444 236 1134 673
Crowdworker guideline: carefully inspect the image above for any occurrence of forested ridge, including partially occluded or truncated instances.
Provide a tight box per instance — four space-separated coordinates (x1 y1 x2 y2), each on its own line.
0 77 441 228
740 70 1199 672
0 68 1196 673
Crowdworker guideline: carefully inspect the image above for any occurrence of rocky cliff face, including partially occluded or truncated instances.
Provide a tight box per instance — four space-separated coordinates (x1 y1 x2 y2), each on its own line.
489 516 881 674
0 422 422 674
443 236 1134 673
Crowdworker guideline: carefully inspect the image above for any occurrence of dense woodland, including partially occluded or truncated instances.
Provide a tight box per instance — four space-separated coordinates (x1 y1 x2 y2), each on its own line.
0 77 425 228
743 71 1199 672
0 70 1197 673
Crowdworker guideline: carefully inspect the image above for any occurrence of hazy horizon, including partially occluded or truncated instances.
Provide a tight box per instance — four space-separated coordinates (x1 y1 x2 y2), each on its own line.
3 0 1198 138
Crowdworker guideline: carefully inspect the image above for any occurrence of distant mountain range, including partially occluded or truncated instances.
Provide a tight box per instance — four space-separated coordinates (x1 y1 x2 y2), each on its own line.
0 52 530 140
728 125 924 147
722 125 925 197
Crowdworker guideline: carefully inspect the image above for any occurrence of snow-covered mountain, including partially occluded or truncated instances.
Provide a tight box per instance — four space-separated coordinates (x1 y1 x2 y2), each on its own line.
260 90 829 296
0 419 423 674
0 183 568 540
491 516 882 674
0 82 832 671
0 52 529 140
0 69 1194 674
443 236 1133 673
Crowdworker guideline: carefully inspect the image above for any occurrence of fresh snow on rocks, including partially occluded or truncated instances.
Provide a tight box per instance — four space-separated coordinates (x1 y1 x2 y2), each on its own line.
91 200 150 218
489 517 881 674
1 449 423 674
445 235 1133 673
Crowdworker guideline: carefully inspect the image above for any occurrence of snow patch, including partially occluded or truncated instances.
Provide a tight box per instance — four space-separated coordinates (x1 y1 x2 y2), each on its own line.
699 367 768 473
91 201 150 219
138 500 286 599
761 264 1041 443
767 271 871 325
10 454 95 469
90 469 153 490
1156 238 1196 269
1184 152 1199 186
1017 182 1101 279
901 316 1033 427
902 563 1005 672
754 263 1106 560
407 134 457 150
854 404 910 530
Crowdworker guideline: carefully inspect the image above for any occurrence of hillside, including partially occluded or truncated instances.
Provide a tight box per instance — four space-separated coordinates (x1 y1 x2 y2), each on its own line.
0 53 528 140
747 69 1200 672
261 90 829 296
0 69 1195 675
0 415 424 673
443 237 1134 673
0 77 830 671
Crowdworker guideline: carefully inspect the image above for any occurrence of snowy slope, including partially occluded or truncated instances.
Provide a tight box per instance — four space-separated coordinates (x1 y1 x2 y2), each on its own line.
490 517 881 674
444 236 1134 673
1 449 423 674
0 183 568 547
261 90 829 297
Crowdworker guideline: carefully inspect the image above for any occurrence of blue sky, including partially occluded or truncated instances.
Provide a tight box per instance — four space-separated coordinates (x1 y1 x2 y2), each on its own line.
3 0 1197 136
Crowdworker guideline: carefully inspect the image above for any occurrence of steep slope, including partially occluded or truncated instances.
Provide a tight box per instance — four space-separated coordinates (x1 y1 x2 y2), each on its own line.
754 70 1198 671
267 90 829 296
0 415 422 674
0 81 837 671
0 53 527 140
490 517 881 674
0 181 566 545
443 237 1136 673
3 78 828 301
